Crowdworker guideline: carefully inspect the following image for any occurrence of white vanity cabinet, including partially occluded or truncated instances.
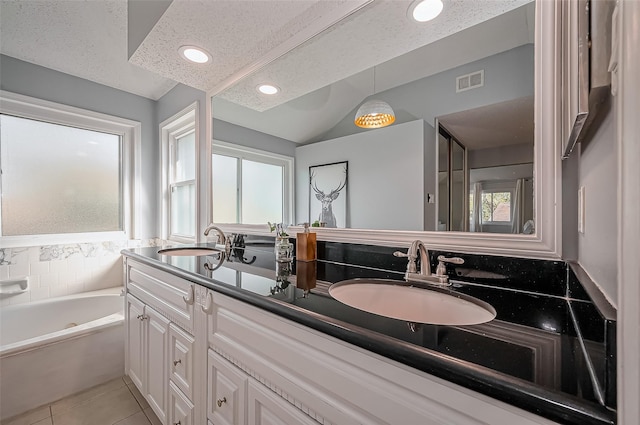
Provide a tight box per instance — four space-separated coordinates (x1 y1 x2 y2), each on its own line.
169 323 195 400
247 379 320 425
207 349 247 425
125 258 198 425
125 258 559 425
169 381 194 425
126 294 170 424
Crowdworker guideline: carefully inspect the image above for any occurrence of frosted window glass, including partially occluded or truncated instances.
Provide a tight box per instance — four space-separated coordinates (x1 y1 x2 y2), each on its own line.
212 154 238 223
242 159 283 224
1 114 121 236
171 184 196 236
175 132 195 181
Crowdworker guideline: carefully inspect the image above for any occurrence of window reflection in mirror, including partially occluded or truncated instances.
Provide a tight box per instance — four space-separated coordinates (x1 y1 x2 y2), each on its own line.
211 1 535 234
212 142 293 225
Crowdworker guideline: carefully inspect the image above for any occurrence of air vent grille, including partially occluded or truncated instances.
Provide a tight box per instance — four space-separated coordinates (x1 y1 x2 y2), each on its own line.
456 70 484 93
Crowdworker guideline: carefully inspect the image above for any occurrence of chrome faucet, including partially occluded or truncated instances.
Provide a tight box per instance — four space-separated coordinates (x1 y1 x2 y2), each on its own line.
203 224 226 248
394 240 464 286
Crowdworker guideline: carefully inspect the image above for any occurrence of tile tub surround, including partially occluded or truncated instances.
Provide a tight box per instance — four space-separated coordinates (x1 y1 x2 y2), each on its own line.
0 239 162 307
0 376 162 425
123 241 617 425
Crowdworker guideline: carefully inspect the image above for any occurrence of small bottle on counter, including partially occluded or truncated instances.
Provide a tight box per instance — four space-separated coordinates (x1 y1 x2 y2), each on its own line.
296 223 316 261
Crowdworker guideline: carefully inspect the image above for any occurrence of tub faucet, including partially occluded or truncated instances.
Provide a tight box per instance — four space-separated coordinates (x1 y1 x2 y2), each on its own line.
203 224 226 247
393 240 463 286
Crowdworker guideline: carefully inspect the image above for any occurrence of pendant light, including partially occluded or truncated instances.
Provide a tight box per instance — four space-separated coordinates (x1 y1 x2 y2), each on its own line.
354 67 395 129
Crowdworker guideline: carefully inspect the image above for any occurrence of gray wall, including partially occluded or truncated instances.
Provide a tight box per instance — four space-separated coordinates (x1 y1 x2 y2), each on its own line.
0 55 159 239
468 144 534 170
296 120 435 231
213 118 297 157
320 44 534 142
577 102 618 305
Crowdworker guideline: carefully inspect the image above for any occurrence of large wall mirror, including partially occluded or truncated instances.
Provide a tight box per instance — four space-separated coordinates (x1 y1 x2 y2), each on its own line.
208 0 561 259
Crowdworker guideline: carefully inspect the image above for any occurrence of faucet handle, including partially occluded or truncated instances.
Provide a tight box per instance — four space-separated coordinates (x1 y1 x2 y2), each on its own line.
394 250 418 274
435 255 464 276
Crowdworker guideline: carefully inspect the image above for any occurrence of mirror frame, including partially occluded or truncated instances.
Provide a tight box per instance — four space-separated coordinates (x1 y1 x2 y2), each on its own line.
205 0 562 260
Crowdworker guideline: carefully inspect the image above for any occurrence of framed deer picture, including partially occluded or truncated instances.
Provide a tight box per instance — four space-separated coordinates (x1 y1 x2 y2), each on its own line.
309 161 348 228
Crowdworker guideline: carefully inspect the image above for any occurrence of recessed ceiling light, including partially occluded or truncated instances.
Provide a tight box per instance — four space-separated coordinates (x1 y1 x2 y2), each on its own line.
257 84 279 95
178 46 211 64
409 0 444 22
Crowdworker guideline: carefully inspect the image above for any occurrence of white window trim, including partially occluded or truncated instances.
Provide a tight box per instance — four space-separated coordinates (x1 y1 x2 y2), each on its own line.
475 180 517 226
160 102 199 243
0 90 141 248
212 140 294 227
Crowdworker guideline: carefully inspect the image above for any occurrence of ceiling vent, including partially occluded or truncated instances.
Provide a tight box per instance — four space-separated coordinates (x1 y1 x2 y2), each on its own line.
456 70 484 93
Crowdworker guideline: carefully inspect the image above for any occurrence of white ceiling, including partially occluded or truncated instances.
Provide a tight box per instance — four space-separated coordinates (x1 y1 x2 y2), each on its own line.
0 0 177 100
0 0 534 144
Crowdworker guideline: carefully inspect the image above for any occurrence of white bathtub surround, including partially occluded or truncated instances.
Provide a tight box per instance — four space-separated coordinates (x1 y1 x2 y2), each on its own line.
0 288 125 420
0 238 162 307
0 276 29 295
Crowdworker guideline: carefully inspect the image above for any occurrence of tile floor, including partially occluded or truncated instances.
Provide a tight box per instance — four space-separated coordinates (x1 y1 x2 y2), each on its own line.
1 376 162 425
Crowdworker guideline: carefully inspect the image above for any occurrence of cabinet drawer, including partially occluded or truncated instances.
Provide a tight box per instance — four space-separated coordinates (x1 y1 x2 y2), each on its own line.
169 323 195 400
207 349 247 425
126 259 195 332
169 381 194 425
248 379 319 425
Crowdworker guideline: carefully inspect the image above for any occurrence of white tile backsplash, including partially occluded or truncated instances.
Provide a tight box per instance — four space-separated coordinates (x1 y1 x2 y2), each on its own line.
0 238 160 306
8 263 29 278
0 265 9 280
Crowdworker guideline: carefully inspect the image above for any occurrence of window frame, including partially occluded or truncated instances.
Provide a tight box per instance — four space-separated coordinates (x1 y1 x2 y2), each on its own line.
0 90 141 248
160 102 199 243
479 182 515 226
212 140 294 226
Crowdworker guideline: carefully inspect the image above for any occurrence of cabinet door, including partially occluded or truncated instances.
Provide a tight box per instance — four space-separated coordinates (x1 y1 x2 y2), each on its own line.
145 305 170 424
169 381 194 425
207 349 247 425
169 323 195 400
247 380 319 425
126 295 145 392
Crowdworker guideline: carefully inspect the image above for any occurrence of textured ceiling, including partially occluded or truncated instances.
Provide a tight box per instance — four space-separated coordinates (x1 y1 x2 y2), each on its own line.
0 0 535 145
217 0 533 112
0 0 177 100
129 0 372 94
213 1 535 144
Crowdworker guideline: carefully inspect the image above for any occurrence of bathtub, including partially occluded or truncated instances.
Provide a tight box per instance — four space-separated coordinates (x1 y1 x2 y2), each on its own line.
0 287 125 420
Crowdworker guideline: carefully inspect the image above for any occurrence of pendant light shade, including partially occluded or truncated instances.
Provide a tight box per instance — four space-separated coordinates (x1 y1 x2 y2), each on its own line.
354 66 395 129
354 100 396 128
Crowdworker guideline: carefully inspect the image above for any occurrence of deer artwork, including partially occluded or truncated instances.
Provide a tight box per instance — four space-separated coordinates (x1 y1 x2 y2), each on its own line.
310 167 347 228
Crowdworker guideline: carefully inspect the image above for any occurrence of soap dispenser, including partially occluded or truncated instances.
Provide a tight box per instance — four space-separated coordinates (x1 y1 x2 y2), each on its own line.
296 223 317 261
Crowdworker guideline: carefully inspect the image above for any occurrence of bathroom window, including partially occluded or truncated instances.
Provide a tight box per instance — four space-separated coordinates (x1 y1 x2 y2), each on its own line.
212 141 293 225
0 91 140 247
160 103 198 242
481 190 513 224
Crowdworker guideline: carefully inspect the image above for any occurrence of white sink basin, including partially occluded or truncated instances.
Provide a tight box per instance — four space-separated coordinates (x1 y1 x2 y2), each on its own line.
157 247 221 257
329 279 496 326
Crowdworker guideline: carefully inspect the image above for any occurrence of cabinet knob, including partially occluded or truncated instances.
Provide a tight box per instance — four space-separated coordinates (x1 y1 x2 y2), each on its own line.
173 359 181 366
136 314 143 320
173 421 181 425
217 396 227 407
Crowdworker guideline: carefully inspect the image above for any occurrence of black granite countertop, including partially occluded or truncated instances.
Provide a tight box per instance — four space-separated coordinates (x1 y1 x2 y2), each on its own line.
122 242 616 425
